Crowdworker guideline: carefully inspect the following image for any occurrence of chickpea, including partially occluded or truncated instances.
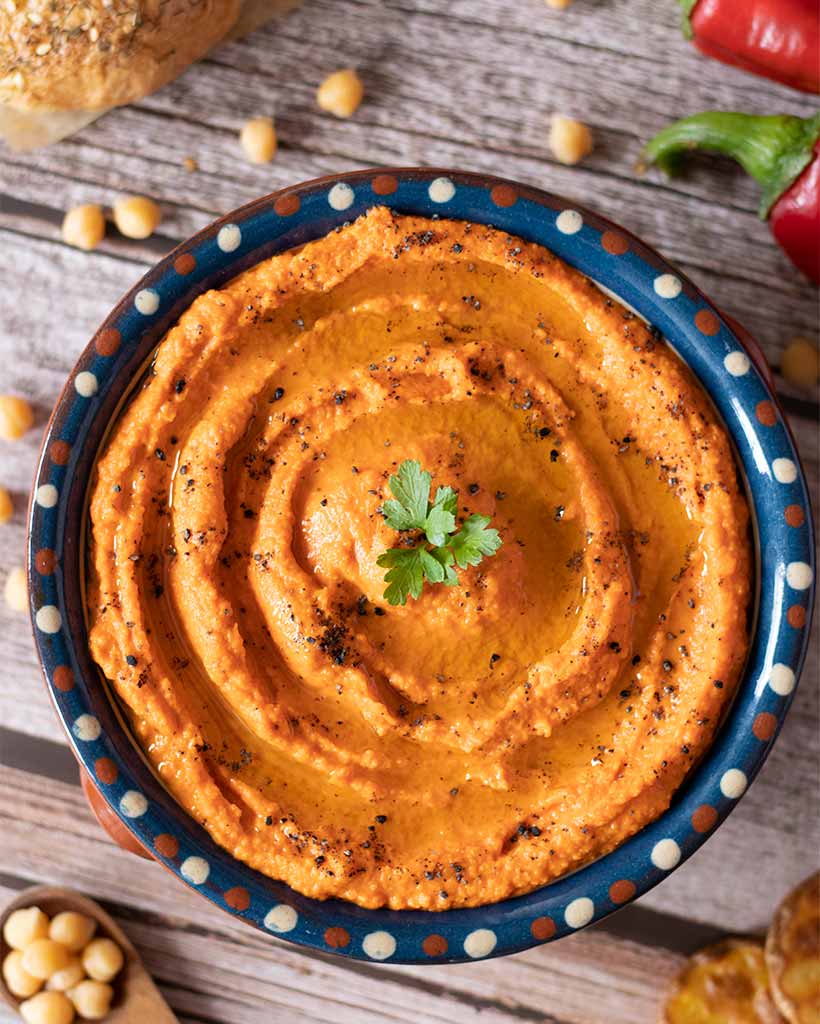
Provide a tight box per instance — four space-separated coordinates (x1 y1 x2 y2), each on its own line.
4 566 28 613
316 68 364 118
2 950 42 999
549 115 594 165
3 907 49 950
48 913 96 954
113 196 162 240
21 940 72 981
61 204 105 251
0 394 34 441
240 117 278 164
183 156 198 173
0 486 12 524
545 0 573 8
781 336 819 390
19 991 75 1024
67 980 113 1020
81 938 123 983
45 959 85 993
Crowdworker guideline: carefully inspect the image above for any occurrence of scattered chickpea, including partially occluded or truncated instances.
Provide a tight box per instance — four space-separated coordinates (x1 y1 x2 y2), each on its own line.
45 959 85 993
183 156 198 172
545 0 573 8
549 115 594 165
781 336 819 390
81 938 123 983
316 68 364 118
49 913 96 954
4 566 28 613
0 394 34 441
113 196 162 240
21 940 72 982
61 204 106 251
19 990 75 1024
0 487 12 524
2 950 42 999
239 116 278 164
3 907 49 951
67 980 113 1020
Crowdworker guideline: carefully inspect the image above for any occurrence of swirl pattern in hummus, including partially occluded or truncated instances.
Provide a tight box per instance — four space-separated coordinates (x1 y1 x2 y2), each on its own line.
87 208 751 909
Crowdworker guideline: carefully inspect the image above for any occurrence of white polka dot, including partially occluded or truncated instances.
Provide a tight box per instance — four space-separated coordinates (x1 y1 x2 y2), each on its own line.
463 928 497 959
651 838 681 871
35 605 61 634
723 351 750 376
720 768 747 799
653 274 682 299
769 663 795 696
363 930 396 960
786 561 813 590
72 714 101 742
134 289 160 315
119 790 148 818
36 484 58 509
181 856 210 885
264 904 298 933
328 183 355 211
74 371 98 398
217 224 242 253
564 897 594 929
772 458 798 484
556 209 583 235
428 177 456 203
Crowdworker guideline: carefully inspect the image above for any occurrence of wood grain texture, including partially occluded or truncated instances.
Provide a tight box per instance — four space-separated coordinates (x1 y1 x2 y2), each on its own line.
0 0 817 1021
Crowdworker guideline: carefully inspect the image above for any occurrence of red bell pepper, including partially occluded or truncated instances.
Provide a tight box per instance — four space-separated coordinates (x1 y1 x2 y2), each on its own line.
643 111 820 283
680 0 820 94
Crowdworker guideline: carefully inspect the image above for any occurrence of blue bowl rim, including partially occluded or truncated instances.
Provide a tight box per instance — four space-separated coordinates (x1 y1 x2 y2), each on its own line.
27 167 815 965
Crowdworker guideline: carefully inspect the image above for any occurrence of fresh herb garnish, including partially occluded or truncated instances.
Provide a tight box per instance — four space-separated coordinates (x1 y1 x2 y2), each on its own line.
376 460 502 605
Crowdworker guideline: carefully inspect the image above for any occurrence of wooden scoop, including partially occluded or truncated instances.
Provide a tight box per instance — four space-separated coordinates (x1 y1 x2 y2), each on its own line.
0 885 178 1022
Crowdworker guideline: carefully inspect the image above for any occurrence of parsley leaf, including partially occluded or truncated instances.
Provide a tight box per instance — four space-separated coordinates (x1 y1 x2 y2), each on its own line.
378 460 502 604
449 514 503 568
376 547 424 605
382 460 431 531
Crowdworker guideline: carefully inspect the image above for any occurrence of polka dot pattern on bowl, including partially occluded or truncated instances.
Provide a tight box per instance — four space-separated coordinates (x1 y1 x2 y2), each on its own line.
27 170 813 965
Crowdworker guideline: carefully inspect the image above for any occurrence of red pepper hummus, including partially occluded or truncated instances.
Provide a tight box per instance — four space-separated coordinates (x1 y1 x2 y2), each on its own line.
87 207 751 909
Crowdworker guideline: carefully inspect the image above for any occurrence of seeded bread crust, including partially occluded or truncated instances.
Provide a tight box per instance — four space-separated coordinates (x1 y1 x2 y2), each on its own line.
0 0 243 112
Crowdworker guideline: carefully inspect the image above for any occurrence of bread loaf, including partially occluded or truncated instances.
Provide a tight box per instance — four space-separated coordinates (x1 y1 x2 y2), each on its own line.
0 1 243 112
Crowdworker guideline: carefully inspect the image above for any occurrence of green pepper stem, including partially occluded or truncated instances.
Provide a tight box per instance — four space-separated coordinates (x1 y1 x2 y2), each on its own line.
678 0 698 38
643 111 820 218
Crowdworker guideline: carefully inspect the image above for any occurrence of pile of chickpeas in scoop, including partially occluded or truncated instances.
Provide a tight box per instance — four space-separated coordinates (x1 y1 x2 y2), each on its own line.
2 906 123 1023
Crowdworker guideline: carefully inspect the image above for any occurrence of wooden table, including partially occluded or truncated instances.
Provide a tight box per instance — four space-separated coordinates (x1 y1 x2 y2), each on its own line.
0 2 817 1021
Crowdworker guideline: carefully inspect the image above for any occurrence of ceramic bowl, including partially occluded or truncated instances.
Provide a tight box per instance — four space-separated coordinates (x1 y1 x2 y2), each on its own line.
28 169 815 964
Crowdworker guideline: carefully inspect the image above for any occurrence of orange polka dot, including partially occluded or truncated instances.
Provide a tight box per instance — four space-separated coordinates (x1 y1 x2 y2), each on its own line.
601 231 629 255
95 327 121 356
609 879 636 904
787 605 807 629
422 934 448 956
154 834 180 859
52 665 74 692
34 549 57 575
324 926 350 948
490 184 517 208
691 804 718 833
785 504 805 528
752 712 777 741
694 309 720 336
94 757 118 785
174 253 196 275
530 916 556 941
755 400 777 427
224 886 250 911
50 440 71 466
274 193 300 217
371 174 398 196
